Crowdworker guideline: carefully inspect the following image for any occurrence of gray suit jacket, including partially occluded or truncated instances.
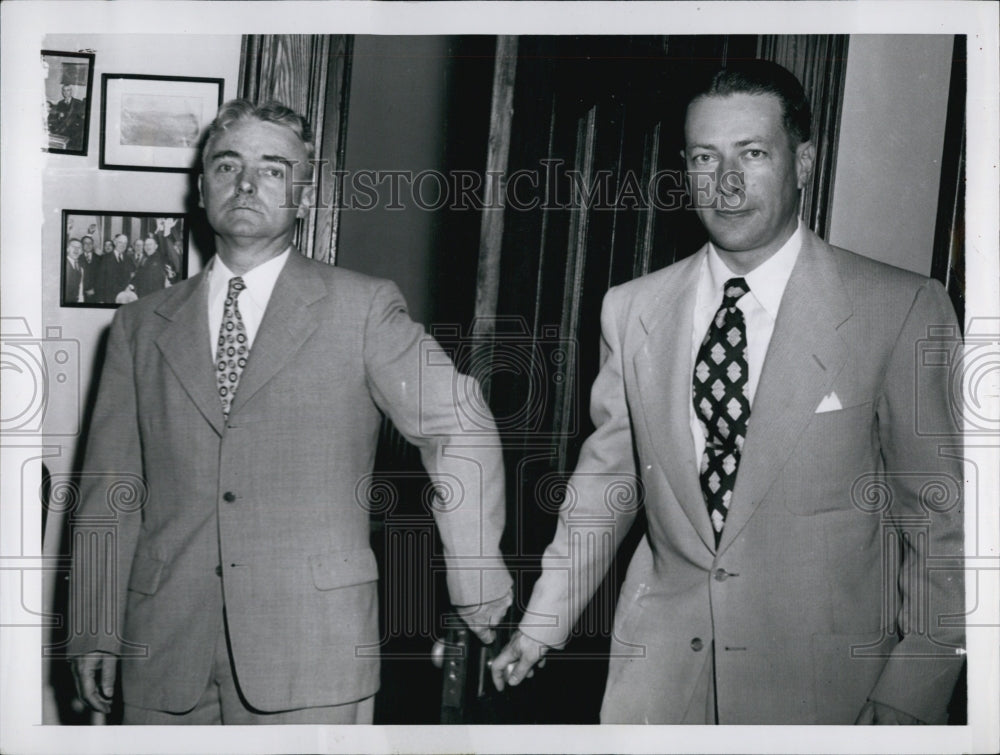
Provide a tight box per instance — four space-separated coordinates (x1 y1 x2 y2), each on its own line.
68 251 511 712
522 230 964 724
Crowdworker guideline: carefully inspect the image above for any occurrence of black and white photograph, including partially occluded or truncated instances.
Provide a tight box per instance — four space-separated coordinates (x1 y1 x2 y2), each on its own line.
42 49 94 155
1 3 998 755
60 211 188 307
100 74 224 171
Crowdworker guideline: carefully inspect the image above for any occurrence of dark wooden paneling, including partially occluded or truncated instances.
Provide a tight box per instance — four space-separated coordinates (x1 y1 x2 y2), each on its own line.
930 35 966 328
757 35 850 238
238 35 352 263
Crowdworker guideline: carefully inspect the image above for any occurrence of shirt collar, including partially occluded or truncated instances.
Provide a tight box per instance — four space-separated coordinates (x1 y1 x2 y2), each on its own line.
209 247 292 310
706 220 803 319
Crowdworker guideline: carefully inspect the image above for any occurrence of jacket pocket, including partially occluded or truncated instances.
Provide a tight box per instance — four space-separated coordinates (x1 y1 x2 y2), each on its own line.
309 549 379 591
127 553 165 595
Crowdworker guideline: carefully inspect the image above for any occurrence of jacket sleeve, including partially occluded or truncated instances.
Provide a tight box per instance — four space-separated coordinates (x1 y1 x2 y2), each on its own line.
66 309 145 658
519 286 641 649
362 280 512 608
868 279 966 723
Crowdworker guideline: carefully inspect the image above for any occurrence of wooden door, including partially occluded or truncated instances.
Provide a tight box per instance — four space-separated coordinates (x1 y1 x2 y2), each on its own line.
466 34 753 722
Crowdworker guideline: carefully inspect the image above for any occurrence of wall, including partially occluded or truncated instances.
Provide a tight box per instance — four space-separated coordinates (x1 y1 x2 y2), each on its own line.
41 34 242 477
336 35 455 327
828 35 954 275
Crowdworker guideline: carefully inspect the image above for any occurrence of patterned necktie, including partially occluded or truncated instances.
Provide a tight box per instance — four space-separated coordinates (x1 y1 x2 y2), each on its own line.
693 277 751 544
216 276 249 419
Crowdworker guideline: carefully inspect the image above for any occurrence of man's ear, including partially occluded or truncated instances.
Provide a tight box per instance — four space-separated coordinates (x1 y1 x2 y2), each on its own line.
795 141 816 189
197 174 204 209
295 185 316 219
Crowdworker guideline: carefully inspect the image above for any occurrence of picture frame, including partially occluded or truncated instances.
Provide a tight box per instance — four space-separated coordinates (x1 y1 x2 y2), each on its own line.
60 210 189 308
99 74 224 172
42 50 95 155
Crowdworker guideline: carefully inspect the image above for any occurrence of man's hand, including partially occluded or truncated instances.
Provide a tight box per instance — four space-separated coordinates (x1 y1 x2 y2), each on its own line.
490 630 548 691
71 651 118 714
855 700 924 725
115 285 137 304
454 589 513 645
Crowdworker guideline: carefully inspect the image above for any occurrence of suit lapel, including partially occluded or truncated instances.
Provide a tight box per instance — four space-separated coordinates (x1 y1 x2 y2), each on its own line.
227 251 327 417
717 230 853 553
633 250 717 552
153 272 224 435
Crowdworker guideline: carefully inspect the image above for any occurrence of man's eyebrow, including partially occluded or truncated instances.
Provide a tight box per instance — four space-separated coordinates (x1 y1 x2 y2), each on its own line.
206 150 294 167
207 149 242 163
261 154 294 166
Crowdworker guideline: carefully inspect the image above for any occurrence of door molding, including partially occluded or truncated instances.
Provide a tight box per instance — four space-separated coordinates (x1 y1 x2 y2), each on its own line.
757 35 850 238
238 34 353 264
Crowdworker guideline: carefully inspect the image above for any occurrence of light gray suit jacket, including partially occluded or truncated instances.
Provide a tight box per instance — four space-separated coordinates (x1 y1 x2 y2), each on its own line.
68 251 511 712
522 230 964 724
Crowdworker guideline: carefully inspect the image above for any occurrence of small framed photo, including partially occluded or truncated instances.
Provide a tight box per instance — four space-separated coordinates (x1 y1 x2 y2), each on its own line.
99 74 224 172
42 50 95 155
61 210 189 308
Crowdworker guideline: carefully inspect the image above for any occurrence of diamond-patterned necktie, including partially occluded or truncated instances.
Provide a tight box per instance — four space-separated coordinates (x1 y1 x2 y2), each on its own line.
693 277 751 544
216 276 249 419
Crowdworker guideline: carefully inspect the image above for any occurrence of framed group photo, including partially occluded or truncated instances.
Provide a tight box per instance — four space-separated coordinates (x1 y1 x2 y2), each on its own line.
42 50 95 155
99 74 224 172
61 210 188 308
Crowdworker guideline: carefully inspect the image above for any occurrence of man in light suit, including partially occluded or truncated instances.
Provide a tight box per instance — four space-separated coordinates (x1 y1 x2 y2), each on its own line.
68 100 512 724
80 236 102 303
493 61 964 724
64 237 85 304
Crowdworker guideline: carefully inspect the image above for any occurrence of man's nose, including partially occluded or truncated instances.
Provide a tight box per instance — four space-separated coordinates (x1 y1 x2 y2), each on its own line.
235 170 257 195
716 156 743 194
715 158 745 210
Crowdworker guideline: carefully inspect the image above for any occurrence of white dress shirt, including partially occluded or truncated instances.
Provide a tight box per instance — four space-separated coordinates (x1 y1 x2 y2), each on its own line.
208 249 291 361
689 223 803 463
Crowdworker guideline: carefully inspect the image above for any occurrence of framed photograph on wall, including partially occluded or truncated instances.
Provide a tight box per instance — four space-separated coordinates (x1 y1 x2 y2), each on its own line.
60 210 189 308
42 50 95 155
99 74 224 172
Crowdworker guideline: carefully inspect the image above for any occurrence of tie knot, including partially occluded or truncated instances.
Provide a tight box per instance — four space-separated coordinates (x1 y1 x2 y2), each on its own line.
721 277 749 308
227 276 246 295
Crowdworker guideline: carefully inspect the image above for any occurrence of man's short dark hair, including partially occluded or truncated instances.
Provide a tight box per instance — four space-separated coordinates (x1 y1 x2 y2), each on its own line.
689 60 812 146
201 99 314 167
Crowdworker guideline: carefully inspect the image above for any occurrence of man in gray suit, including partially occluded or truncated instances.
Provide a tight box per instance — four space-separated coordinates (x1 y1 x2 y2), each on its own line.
69 99 512 724
493 60 964 724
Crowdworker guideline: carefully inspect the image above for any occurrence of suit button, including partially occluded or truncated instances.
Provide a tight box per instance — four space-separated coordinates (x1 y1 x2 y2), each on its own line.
714 568 728 582
223 491 237 503
215 565 222 577
690 637 703 651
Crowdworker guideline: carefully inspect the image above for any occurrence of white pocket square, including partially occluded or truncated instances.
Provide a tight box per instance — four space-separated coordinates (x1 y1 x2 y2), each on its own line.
815 392 843 413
